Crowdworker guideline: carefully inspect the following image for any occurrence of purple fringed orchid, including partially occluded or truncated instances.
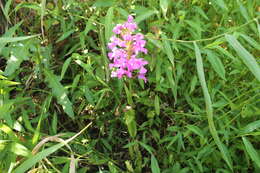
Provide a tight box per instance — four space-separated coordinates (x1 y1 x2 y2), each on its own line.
108 15 148 82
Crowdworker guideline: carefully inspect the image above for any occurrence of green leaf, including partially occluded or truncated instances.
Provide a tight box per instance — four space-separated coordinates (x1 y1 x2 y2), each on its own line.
51 112 57 135
10 143 30 157
124 108 136 138
225 34 260 82
186 125 204 139
165 65 177 103
124 83 133 106
135 10 157 24
105 7 114 43
154 95 160 116
194 42 233 170
242 137 260 168
4 42 30 76
160 0 169 19
56 29 75 43
151 154 160 173
0 35 39 44
2 0 12 22
93 0 116 8
162 33 175 67
213 0 228 11
240 120 260 134
239 33 260 50
205 50 226 80
60 57 72 81
44 69 74 118
237 0 250 21
0 21 23 53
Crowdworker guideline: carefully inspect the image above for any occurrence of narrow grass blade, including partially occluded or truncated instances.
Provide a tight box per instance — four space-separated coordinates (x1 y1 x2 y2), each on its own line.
13 123 92 173
154 95 160 115
240 120 260 134
162 33 175 67
194 42 233 170
242 137 260 168
151 154 160 173
225 34 260 82
0 21 22 52
0 35 39 43
60 57 72 80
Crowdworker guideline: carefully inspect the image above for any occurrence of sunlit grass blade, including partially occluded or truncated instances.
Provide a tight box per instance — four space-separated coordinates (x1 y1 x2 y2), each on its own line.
0 35 39 44
151 154 160 173
242 137 260 168
225 34 260 82
240 120 260 135
194 42 233 170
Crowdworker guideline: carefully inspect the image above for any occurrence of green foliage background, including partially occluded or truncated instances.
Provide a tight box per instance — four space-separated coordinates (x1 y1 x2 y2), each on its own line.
0 0 260 172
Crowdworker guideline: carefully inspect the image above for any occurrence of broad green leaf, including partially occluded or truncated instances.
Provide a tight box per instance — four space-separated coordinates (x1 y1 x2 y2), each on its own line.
105 7 114 43
242 137 260 168
151 154 160 173
225 34 260 82
194 42 233 170
205 50 226 80
44 69 74 118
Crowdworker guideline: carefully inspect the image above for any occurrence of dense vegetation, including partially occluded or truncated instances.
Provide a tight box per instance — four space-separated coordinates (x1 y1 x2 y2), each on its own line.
0 0 260 172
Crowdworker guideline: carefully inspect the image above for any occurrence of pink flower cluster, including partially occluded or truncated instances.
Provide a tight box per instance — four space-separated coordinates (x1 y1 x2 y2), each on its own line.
108 15 148 82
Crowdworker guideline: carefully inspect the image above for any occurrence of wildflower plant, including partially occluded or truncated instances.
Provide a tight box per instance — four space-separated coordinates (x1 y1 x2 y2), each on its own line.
107 15 148 82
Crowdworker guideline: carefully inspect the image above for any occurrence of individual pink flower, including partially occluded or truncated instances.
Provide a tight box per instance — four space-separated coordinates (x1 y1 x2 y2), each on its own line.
108 15 148 82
